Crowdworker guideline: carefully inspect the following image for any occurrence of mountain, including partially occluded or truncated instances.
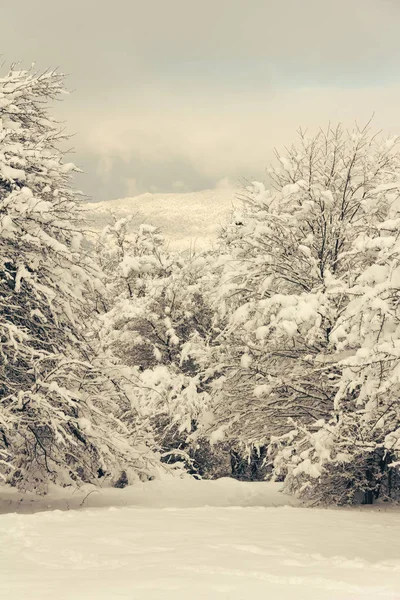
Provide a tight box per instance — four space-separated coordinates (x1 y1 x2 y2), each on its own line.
84 188 239 250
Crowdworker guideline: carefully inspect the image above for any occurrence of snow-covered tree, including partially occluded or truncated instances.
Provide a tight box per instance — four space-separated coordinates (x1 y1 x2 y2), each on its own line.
97 217 214 371
203 124 400 483
274 211 400 503
96 218 224 474
0 66 158 491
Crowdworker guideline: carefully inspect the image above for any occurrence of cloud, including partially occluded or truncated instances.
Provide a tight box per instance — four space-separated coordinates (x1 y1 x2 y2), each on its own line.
3 0 400 82
124 177 138 197
216 177 235 190
172 180 189 192
71 82 400 199
2 0 400 199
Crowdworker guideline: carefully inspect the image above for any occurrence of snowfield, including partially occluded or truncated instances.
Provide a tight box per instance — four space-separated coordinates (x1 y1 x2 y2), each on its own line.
1 479 400 599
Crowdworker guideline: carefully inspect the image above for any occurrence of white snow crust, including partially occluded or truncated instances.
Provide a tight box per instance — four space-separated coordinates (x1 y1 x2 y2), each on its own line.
1 478 400 599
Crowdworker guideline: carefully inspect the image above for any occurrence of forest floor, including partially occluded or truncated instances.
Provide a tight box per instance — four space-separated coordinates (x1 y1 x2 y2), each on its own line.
1 478 400 599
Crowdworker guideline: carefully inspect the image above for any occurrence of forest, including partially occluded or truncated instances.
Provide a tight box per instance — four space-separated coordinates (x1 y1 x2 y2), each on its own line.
2 65 400 506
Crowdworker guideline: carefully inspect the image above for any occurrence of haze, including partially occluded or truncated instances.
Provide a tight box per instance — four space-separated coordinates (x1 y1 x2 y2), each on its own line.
2 0 400 200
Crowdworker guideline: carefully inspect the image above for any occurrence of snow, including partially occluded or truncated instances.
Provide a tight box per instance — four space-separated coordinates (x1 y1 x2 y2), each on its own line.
0 161 26 181
0 478 296 513
1 479 400 599
85 189 238 250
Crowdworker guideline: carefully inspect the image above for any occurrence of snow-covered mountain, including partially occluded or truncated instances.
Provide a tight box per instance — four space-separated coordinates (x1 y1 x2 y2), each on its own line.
84 188 239 250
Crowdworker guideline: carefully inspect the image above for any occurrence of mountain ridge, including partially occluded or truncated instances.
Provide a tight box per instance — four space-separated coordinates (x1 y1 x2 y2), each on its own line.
84 188 240 249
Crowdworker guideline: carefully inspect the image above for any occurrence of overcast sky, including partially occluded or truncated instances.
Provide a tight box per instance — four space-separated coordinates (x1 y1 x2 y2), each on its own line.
2 0 400 200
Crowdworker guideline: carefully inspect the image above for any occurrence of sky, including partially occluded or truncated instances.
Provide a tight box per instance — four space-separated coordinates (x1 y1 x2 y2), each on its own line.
2 0 400 201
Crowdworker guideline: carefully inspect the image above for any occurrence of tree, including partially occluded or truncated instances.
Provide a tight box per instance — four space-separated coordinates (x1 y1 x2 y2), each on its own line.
96 216 224 475
274 213 400 504
0 66 157 491
201 124 400 490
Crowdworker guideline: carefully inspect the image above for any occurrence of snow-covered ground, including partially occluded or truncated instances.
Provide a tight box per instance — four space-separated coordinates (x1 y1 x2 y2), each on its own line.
1 478 400 600
84 188 239 250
